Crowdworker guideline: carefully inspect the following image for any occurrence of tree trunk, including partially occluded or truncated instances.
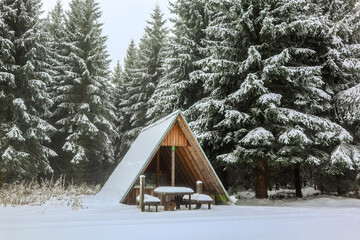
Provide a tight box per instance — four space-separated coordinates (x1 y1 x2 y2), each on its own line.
256 159 268 199
336 175 344 196
294 163 303 198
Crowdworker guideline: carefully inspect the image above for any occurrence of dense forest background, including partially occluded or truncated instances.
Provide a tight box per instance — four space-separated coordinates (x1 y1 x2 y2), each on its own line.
0 0 359 198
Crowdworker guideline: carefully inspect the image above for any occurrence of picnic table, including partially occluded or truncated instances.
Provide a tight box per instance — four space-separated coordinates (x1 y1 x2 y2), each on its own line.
154 186 194 210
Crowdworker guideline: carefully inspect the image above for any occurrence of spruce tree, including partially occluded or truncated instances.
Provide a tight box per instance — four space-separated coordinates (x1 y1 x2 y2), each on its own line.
117 40 138 159
111 60 123 162
147 0 207 122
117 5 167 158
190 0 353 198
131 4 167 126
44 0 72 177
326 0 360 193
55 0 116 183
0 0 56 182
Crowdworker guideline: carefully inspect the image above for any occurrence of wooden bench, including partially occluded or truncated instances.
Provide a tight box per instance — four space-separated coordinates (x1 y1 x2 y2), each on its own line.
136 194 161 212
183 193 213 209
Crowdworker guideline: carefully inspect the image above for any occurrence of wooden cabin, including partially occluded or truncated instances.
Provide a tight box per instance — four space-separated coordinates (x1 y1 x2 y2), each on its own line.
98 110 229 205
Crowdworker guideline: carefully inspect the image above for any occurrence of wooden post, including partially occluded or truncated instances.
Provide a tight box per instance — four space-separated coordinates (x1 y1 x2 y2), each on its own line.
139 175 145 212
171 146 175 187
156 151 160 187
196 180 203 194
189 194 191 210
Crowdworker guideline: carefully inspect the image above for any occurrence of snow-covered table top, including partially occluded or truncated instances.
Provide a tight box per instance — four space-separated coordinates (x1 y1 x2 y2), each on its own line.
136 194 161 203
183 193 213 202
154 187 194 195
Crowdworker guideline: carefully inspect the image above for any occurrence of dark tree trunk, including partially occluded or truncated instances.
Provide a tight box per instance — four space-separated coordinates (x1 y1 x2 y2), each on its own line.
256 159 268 199
336 175 344 196
294 163 303 198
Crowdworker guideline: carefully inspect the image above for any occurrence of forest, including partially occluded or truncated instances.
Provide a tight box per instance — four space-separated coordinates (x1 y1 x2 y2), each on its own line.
0 0 359 199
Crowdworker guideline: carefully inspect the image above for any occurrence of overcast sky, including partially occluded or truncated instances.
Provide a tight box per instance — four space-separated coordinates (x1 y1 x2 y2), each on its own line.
42 0 171 70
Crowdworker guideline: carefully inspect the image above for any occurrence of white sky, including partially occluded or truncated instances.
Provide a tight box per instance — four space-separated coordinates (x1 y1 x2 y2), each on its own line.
42 0 171 70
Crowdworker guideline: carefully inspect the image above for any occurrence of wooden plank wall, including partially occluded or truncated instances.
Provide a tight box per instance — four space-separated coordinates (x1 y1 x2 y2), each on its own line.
161 124 190 146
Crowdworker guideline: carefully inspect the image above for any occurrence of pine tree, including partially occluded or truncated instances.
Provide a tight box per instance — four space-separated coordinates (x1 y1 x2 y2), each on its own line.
333 1 360 136
131 5 167 126
324 0 360 193
117 5 167 158
0 0 56 182
111 60 123 162
117 40 138 159
147 0 208 122
44 0 72 177
189 0 353 198
111 60 123 87
55 0 116 183
44 0 69 93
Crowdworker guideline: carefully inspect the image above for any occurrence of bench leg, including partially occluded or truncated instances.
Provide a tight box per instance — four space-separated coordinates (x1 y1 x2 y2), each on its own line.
148 205 150 211
196 203 201 209
189 194 191 210
156 205 158 212
208 203 211 209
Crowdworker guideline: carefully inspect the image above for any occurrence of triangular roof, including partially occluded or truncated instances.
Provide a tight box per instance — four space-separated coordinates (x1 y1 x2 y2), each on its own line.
98 110 229 203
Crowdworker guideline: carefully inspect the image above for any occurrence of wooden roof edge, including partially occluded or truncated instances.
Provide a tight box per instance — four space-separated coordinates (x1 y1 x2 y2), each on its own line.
120 111 180 203
177 112 230 201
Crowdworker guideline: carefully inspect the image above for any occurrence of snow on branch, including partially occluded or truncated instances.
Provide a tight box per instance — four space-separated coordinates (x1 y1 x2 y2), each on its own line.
330 144 360 173
336 83 360 124
241 127 275 147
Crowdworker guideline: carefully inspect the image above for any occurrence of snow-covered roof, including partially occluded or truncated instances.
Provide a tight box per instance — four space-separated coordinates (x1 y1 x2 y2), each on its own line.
97 110 180 202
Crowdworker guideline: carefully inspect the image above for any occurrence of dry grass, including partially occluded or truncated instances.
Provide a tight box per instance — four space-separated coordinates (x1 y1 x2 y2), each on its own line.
0 176 100 208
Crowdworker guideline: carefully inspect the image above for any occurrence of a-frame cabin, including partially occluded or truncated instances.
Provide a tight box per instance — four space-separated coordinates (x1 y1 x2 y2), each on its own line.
98 110 229 204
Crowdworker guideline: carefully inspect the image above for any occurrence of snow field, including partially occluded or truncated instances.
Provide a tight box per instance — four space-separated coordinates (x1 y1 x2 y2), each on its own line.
1 196 360 240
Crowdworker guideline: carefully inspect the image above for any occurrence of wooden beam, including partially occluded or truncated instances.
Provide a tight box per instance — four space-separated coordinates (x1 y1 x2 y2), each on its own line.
171 146 175 186
177 116 224 194
160 147 188 186
166 147 192 187
156 151 160 187
175 147 197 187
177 147 200 184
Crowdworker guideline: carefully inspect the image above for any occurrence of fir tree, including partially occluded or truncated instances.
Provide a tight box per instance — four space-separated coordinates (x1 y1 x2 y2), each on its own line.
55 0 116 183
111 60 123 87
189 0 353 198
147 0 208 122
131 5 167 126
117 40 138 160
44 0 72 177
117 5 167 158
325 0 360 193
0 0 56 182
111 60 123 162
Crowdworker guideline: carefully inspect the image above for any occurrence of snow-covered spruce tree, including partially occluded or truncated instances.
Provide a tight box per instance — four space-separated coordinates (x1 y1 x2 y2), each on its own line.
188 0 353 198
333 0 360 136
117 5 167 158
326 1 360 193
111 60 123 88
131 5 167 125
147 0 208 122
44 0 69 95
111 60 123 163
55 0 116 183
116 40 138 160
0 0 56 182
44 0 72 177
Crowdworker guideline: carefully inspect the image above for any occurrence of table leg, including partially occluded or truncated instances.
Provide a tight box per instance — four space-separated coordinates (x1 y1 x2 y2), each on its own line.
189 194 191 210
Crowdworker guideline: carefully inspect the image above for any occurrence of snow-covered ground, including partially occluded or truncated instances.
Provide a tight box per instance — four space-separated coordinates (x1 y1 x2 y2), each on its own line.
1 196 360 240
